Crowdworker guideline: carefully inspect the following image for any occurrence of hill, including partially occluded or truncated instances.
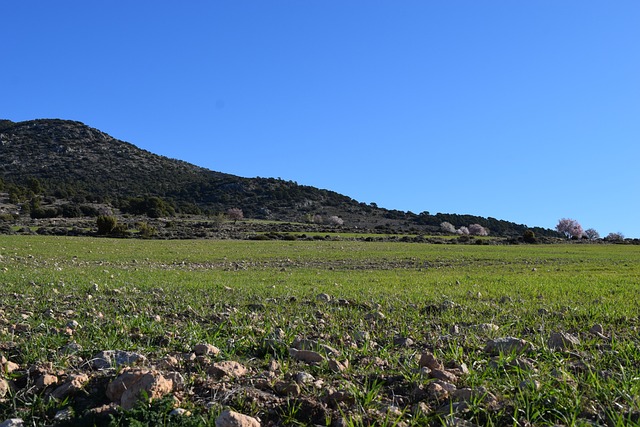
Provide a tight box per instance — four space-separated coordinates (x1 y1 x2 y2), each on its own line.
0 118 558 238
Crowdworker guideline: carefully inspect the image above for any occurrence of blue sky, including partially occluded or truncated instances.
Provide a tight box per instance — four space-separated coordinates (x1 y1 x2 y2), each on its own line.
2 2 639 237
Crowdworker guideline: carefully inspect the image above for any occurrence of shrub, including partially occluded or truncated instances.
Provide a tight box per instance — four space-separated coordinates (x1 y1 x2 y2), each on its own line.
136 222 157 238
523 230 537 243
96 215 117 235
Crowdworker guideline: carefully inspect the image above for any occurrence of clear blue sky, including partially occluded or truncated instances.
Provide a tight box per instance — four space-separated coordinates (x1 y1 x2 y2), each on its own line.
2 2 639 237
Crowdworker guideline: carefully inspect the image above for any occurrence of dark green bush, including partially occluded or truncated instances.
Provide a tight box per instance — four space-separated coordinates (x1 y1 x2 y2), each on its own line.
97 215 117 235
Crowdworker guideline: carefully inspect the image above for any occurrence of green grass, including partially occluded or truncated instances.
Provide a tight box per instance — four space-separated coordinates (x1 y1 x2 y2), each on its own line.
1 236 639 425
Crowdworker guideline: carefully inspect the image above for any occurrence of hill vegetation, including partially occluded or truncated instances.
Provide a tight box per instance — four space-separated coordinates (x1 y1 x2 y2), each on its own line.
0 118 559 238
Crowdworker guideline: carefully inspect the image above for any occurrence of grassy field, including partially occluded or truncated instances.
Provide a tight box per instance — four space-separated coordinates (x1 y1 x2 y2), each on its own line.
0 236 639 426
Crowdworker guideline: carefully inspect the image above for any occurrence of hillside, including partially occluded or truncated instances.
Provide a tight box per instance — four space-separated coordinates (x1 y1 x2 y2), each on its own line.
0 118 559 238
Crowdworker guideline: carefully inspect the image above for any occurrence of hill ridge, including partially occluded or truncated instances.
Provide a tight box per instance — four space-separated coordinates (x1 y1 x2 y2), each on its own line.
0 118 559 238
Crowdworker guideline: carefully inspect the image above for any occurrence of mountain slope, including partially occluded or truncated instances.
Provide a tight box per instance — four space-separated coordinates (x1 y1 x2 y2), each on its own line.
0 118 558 237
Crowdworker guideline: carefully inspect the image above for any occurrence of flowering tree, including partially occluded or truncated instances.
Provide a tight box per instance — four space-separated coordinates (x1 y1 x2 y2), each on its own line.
327 215 344 226
440 222 456 233
226 208 244 223
584 228 600 240
457 226 470 235
556 218 583 239
468 224 489 236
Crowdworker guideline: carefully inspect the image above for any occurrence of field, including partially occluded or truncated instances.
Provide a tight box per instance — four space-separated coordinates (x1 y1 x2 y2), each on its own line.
0 236 639 426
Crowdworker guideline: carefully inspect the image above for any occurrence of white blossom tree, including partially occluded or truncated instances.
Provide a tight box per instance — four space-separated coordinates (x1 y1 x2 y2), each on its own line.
468 224 489 236
440 222 456 233
556 218 583 239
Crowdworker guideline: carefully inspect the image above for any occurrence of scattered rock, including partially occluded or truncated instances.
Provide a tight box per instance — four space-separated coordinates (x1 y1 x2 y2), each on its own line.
472 323 500 332
91 350 147 370
0 379 9 398
53 407 74 422
393 336 414 347
170 408 191 416
35 374 58 389
426 382 449 400
0 419 24 427
316 293 332 302
365 311 386 321
207 361 248 379
194 343 221 357
548 332 581 350
215 409 261 427
274 380 301 396
292 338 340 357
51 374 89 400
106 369 173 410
483 337 535 355
289 348 325 364
418 351 443 370
429 369 458 384
328 359 348 373
294 371 315 384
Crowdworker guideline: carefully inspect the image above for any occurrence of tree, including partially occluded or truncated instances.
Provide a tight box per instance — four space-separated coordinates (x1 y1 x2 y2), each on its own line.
606 232 624 242
440 222 456 234
584 228 600 240
227 208 244 223
327 215 344 226
457 226 470 235
468 224 489 236
556 218 583 239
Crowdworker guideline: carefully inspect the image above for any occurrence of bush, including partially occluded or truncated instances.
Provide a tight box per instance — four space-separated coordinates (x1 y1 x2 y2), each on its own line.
523 230 537 243
96 215 117 235
136 222 156 238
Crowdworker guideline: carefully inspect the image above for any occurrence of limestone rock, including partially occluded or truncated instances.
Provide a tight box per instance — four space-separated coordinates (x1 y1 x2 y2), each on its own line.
51 374 89 400
289 348 325 364
207 361 247 379
483 337 534 355
215 410 261 427
548 332 581 350
194 343 221 357
106 369 173 410
92 350 147 370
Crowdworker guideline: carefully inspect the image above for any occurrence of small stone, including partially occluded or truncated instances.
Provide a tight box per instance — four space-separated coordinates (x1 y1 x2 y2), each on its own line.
170 408 191 416
3 361 19 373
207 361 247 379
393 336 414 347
274 380 301 396
0 379 9 398
589 324 605 336
294 372 315 384
473 323 500 332
53 407 74 421
36 374 58 389
548 332 581 350
426 382 448 400
483 337 535 355
92 350 147 370
289 348 325 364
365 311 386 321
429 369 458 384
215 409 261 427
418 351 443 370
292 338 340 357
328 359 348 373
106 369 173 410
51 374 89 400
66 320 80 330
194 343 221 357
353 330 370 342
316 293 332 302
0 419 24 427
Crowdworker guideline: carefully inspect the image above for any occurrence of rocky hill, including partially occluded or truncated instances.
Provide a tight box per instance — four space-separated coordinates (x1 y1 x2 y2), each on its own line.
0 118 559 238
